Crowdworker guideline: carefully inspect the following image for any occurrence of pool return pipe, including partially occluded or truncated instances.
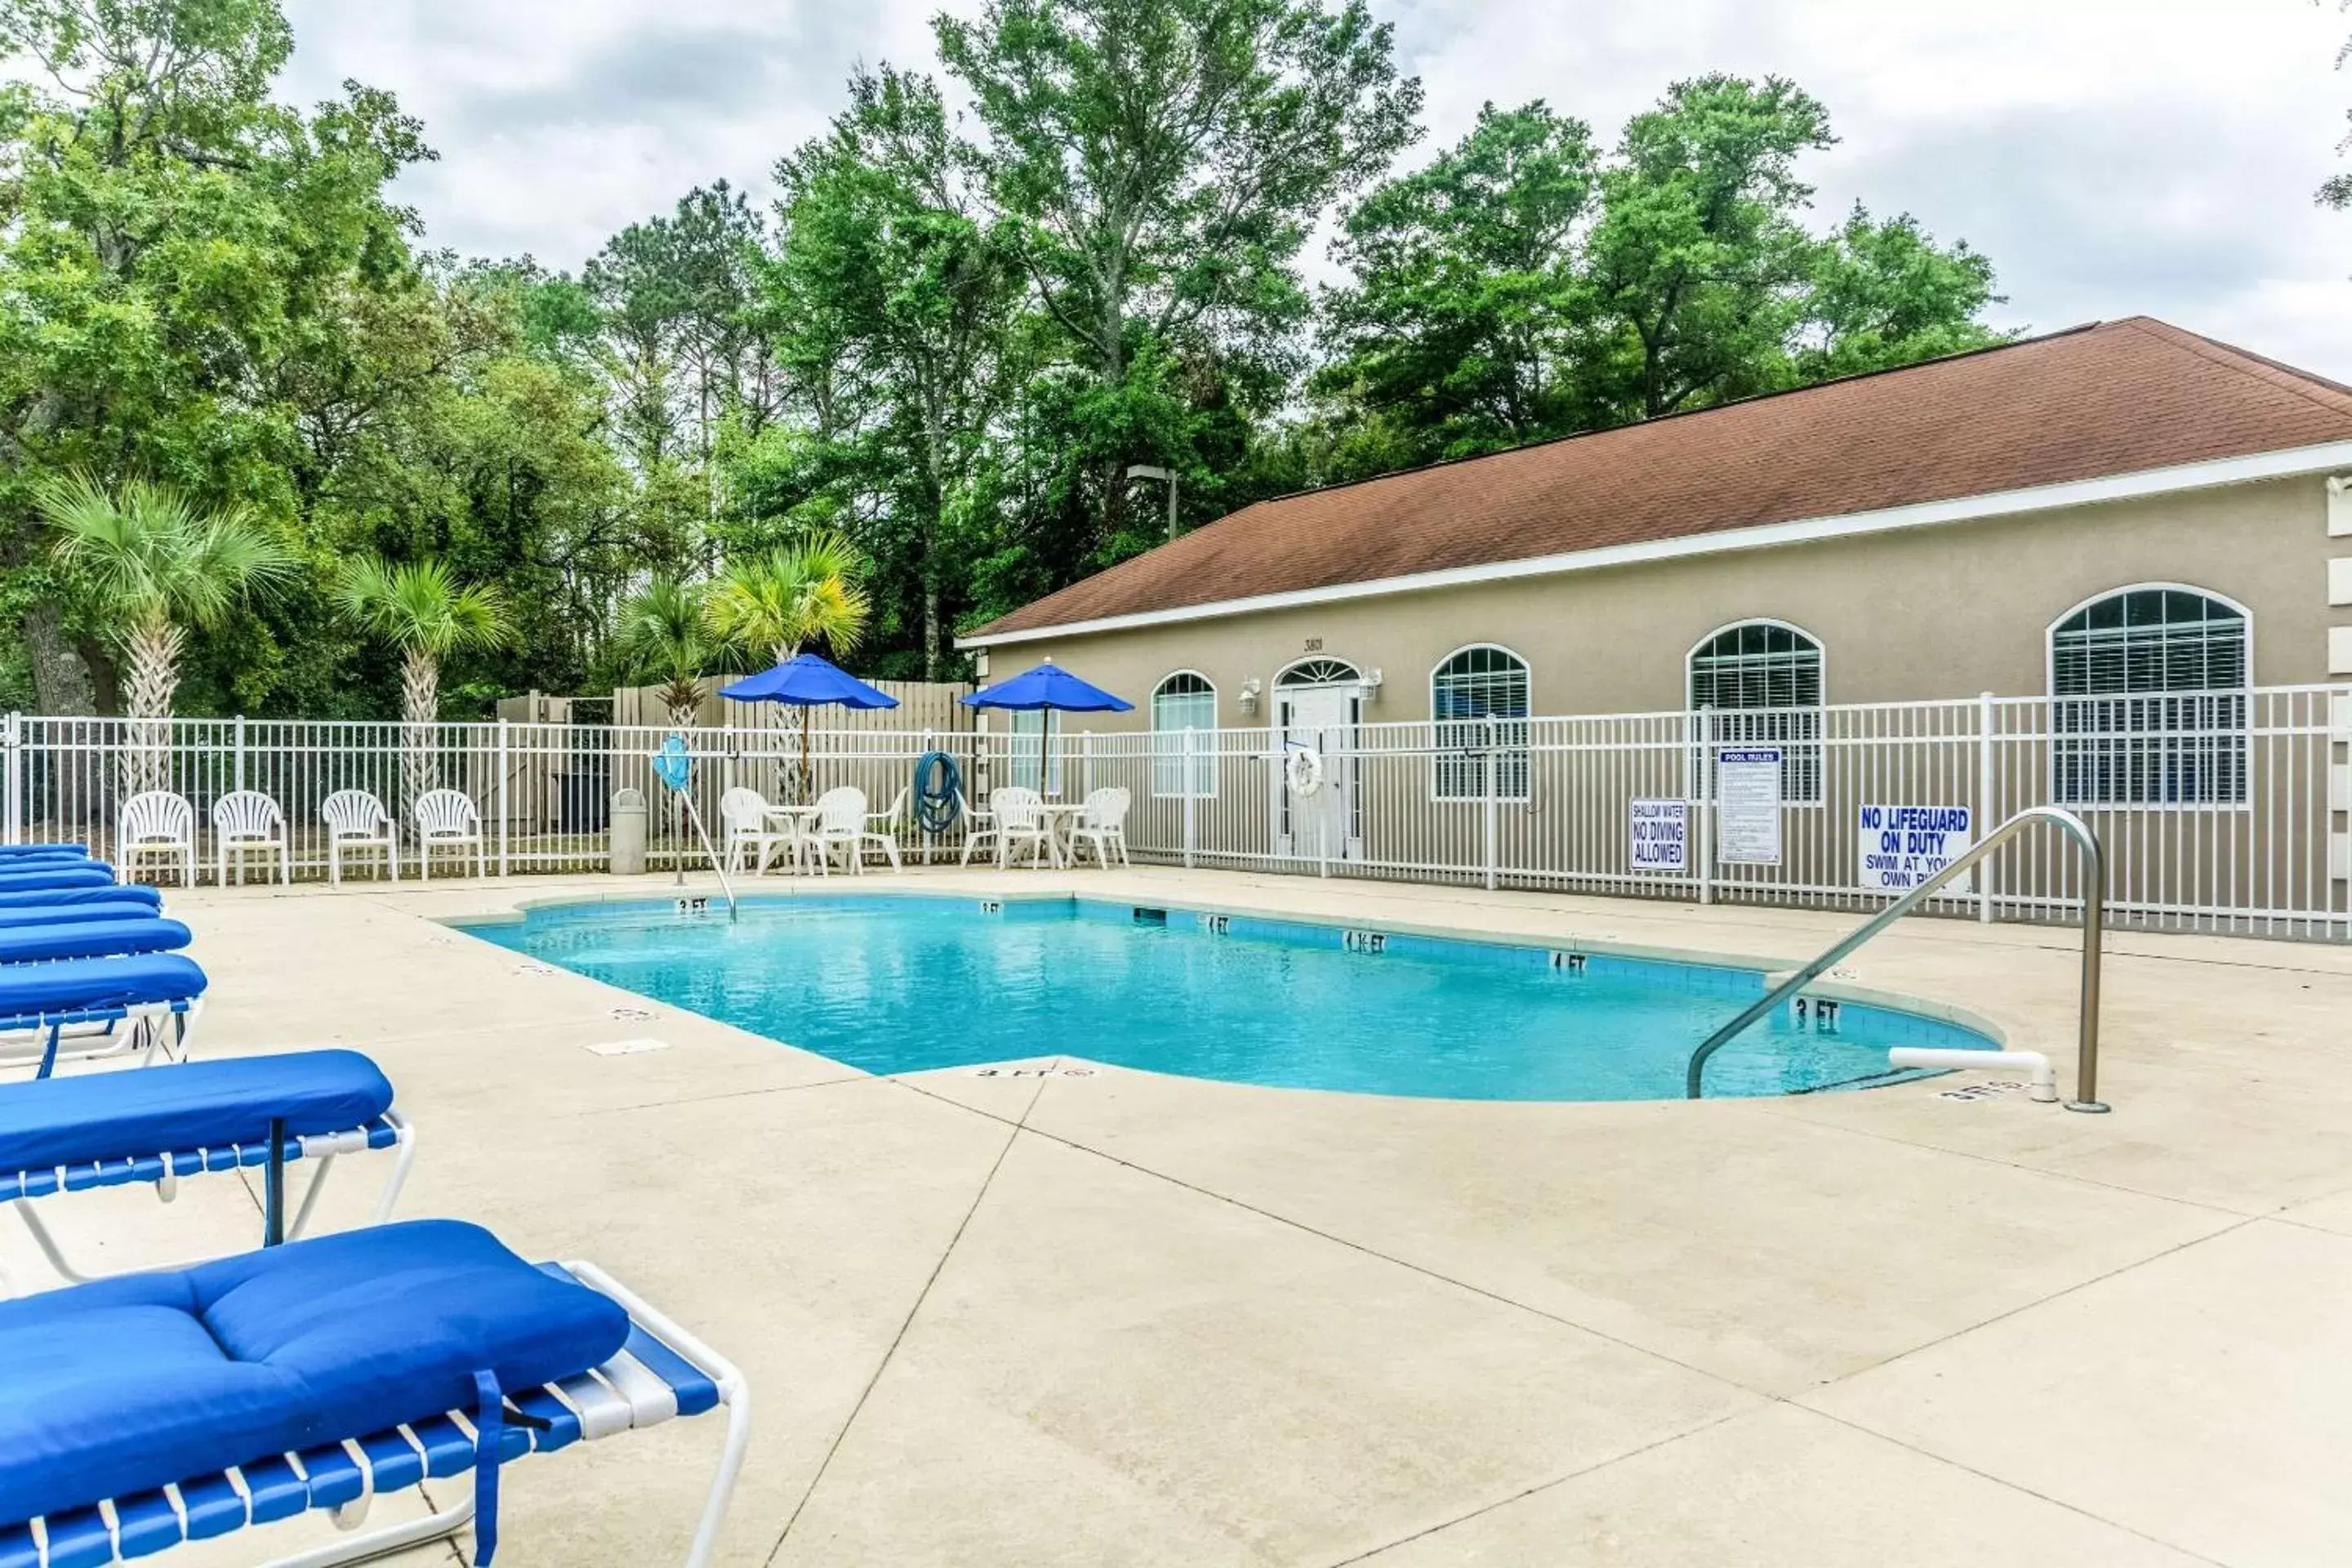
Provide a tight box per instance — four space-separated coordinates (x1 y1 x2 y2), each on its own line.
1685 805 2109 1112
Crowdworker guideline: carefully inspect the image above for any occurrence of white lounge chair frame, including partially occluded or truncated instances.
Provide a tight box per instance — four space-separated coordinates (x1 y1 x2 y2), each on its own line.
1069 786 1133 867
980 787 1050 869
0 996 200 1080
320 789 399 885
1 1261 750 1568
115 791 196 889
955 789 998 866
2 1108 416 1294
799 786 866 875
719 787 800 876
860 787 906 872
410 789 486 881
210 790 290 887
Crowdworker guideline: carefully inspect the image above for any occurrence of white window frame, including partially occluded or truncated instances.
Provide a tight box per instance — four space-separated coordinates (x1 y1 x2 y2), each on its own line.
1685 618 1827 806
1150 670 1218 800
2044 582 2252 813
1429 643 1533 803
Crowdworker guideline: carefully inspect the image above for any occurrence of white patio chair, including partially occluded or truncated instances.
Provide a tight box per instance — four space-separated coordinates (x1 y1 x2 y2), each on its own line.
116 791 196 888
321 787 399 884
1069 786 1133 868
986 786 1051 869
860 786 906 872
804 786 871 875
210 788 290 886
410 788 486 880
719 786 800 875
956 788 999 867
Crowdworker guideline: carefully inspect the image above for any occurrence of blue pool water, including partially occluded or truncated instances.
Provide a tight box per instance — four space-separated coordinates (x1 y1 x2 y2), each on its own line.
465 895 1993 1102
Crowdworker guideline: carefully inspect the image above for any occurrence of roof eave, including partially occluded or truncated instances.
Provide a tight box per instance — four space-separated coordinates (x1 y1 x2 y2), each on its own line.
957 439 2352 650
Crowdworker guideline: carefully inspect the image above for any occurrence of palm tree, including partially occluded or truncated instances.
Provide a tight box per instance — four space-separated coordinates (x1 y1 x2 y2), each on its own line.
335 556 512 806
616 577 722 729
704 531 872 796
703 531 871 666
35 474 296 794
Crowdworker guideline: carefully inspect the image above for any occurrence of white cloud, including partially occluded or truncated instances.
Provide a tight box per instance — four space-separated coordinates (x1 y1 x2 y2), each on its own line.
281 0 2352 376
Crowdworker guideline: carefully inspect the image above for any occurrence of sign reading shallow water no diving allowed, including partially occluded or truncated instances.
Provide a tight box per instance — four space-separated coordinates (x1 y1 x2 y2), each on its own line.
1716 748 1783 866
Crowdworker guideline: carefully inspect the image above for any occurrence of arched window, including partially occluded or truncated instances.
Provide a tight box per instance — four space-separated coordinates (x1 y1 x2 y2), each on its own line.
1151 671 1218 799
1688 621 1824 803
1277 657 1363 686
2051 586 2248 806
1432 645 1531 800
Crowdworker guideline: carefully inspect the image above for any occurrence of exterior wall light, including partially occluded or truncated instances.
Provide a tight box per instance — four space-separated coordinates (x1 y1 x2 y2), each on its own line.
1362 668 1384 699
1238 678 1263 715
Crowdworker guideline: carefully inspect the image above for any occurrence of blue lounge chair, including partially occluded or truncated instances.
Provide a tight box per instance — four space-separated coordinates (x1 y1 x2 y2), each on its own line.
0 869 115 895
0 1220 750 1568
0 956 207 1079
0 889 161 915
0 847 89 862
0 920 190 966
0 1050 414 1293
0 906 167 933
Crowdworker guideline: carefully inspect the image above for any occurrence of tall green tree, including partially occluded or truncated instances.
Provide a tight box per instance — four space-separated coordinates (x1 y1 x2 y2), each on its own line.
1311 79 2003 478
769 65 1027 679
335 555 511 802
37 472 295 786
0 0 429 713
935 0 1423 562
1796 205 2002 381
1316 101 1598 466
616 576 722 727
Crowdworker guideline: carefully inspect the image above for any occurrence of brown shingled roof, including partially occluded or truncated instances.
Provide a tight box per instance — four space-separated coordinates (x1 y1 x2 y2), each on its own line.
970 318 2352 640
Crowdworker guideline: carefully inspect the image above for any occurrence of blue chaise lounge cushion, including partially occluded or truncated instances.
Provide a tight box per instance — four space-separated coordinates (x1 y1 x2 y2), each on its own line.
0 954 207 1020
0 901 167 931
0 1220 630 1527
0 1049 394 1172
0 867 114 893
0 917 190 964
0 884 161 914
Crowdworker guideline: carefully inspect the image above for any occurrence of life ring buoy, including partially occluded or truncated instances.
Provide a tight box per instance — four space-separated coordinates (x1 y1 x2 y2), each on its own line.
1285 746 1325 797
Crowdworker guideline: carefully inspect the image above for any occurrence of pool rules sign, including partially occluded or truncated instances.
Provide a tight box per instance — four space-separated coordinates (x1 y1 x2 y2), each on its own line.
1858 804 1973 893
1715 749 1784 865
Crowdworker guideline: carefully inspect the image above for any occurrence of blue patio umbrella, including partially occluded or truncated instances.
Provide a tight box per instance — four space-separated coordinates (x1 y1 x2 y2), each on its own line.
960 660 1133 791
719 652 899 797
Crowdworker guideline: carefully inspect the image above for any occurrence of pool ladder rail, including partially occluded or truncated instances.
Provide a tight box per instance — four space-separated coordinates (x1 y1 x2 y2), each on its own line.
1683 806 2108 1112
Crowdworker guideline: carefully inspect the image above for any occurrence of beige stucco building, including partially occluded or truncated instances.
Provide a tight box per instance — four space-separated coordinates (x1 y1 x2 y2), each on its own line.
963 319 2352 734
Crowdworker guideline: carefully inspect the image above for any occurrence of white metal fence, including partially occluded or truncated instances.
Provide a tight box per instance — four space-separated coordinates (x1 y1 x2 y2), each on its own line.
5 686 2346 939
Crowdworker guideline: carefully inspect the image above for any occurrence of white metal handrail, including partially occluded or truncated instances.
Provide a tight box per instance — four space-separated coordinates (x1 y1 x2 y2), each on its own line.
1683 806 2109 1111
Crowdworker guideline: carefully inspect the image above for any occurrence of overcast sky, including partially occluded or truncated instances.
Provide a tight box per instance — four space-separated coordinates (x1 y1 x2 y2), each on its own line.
280 0 2352 377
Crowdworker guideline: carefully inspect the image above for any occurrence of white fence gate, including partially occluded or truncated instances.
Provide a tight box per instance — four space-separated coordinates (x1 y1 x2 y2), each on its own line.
5 686 2345 939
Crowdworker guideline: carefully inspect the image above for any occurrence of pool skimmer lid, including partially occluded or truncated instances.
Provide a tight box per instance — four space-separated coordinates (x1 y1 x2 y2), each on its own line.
586 1037 671 1058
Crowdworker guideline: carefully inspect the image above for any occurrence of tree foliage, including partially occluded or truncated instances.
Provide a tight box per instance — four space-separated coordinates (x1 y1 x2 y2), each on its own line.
0 0 2011 721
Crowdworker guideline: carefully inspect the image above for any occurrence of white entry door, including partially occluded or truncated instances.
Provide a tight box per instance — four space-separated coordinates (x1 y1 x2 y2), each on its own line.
1273 684 1363 861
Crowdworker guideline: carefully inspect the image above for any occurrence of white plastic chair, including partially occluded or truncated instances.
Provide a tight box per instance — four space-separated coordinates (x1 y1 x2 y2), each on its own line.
860 786 906 872
719 786 801 875
986 786 1050 869
210 789 290 886
1069 786 1132 868
804 786 871 875
956 789 999 867
116 791 196 888
321 789 398 885
410 789 486 880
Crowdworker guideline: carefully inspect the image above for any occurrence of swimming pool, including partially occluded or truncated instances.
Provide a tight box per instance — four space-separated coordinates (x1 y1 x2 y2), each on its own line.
464 895 1994 1102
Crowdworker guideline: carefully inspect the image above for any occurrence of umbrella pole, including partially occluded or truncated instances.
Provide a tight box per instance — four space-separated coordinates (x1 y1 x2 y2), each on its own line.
801 706 813 803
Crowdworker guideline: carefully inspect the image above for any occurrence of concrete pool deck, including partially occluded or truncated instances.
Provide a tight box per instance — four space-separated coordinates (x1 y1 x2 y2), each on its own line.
13 866 2349 1566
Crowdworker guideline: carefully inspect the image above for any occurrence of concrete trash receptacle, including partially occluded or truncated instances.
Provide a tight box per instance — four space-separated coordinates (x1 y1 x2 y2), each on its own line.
610 787 648 875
